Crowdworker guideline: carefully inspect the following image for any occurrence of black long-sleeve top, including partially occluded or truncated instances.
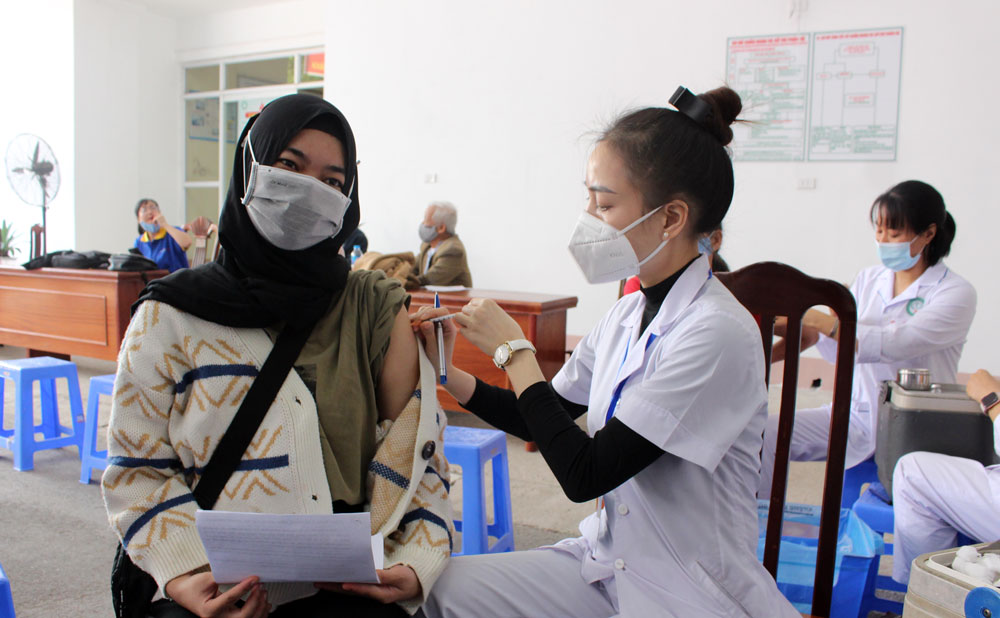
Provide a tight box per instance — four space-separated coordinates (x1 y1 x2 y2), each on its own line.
460 260 697 503
463 379 662 502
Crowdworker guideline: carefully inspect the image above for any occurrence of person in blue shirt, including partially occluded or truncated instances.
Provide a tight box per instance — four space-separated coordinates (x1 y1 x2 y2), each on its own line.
134 198 192 272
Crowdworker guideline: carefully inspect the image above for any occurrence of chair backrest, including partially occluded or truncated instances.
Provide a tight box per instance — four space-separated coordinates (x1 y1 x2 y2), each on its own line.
716 261 857 618
186 216 217 267
29 224 44 260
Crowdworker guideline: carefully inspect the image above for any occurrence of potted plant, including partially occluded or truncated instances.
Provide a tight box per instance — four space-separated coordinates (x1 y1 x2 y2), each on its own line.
0 219 19 261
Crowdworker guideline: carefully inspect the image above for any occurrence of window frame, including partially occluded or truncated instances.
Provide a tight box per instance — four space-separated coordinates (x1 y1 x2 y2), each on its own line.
181 48 325 222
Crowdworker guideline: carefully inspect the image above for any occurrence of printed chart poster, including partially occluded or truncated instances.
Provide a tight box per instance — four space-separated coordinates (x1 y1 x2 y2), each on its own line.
187 98 220 142
808 28 903 161
727 34 810 161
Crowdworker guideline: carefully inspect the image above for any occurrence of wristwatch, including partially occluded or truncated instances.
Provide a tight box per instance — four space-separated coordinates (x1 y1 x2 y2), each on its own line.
981 392 1000 415
493 339 536 370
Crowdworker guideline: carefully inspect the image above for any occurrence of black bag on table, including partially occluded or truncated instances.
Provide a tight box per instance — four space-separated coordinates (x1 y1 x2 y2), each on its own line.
110 321 316 618
109 252 159 272
23 250 111 270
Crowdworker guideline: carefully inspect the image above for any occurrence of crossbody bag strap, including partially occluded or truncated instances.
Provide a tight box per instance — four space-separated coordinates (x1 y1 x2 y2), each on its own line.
192 320 316 510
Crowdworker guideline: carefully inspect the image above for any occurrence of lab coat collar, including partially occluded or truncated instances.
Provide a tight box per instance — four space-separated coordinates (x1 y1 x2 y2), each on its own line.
617 254 712 376
876 261 948 306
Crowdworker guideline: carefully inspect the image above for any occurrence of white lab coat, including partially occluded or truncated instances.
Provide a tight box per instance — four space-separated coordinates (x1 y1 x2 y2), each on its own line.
760 261 977 495
420 255 797 618
891 419 1000 584
548 254 796 617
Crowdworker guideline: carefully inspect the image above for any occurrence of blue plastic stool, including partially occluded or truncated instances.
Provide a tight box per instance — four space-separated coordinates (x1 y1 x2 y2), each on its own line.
0 357 84 471
443 426 514 556
853 483 908 616
0 560 16 618
841 457 878 509
80 374 115 484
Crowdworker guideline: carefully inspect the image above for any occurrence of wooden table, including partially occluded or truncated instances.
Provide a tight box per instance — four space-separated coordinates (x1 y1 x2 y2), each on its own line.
408 288 578 412
0 265 167 361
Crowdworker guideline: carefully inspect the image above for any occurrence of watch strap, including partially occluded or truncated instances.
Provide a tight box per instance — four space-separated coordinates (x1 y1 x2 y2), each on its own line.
506 339 536 355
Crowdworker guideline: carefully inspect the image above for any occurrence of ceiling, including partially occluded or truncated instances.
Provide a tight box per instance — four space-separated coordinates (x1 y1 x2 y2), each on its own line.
124 0 300 19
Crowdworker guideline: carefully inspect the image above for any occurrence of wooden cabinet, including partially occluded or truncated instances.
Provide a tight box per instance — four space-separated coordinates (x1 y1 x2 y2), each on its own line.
0 265 167 361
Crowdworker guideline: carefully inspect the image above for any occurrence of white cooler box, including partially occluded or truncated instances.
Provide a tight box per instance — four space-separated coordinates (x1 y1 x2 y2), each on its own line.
903 541 1000 617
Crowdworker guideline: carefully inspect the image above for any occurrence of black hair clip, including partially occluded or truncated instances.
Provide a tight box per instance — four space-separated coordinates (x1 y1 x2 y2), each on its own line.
669 86 713 127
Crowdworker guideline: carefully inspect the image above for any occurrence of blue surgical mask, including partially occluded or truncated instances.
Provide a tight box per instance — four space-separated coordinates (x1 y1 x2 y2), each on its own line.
697 236 714 255
876 238 921 272
140 222 160 235
418 224 438 243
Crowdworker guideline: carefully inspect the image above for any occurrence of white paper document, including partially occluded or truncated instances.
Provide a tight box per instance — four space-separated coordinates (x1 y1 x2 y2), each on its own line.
195 510 383 584
424 285 468 292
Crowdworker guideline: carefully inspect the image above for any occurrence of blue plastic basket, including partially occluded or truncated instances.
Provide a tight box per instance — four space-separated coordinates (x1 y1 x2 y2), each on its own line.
757 501 884 617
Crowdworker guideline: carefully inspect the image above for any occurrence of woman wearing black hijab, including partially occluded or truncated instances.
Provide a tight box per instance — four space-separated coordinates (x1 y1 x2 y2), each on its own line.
103 95 454 617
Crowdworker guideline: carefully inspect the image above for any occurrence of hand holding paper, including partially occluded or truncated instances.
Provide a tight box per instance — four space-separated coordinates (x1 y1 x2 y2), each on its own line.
318 564 422 604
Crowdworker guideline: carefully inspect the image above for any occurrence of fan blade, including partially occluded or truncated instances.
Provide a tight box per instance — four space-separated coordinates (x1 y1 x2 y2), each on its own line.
33 160 54 177
32 142 40 167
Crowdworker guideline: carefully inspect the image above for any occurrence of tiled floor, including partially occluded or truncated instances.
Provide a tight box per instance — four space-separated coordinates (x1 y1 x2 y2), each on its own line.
0 344 878 616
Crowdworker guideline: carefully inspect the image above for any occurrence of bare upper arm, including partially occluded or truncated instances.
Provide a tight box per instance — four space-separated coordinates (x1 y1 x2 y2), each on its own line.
376 306 420 421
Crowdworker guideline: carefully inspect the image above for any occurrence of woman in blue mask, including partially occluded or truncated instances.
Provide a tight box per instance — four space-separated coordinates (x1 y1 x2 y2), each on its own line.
105 95 454 618
759 180 978 496
133 198 192 272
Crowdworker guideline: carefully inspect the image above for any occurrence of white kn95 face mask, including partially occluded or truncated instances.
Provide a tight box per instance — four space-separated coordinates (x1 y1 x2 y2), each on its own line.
567 206 668 284
241 132 352 251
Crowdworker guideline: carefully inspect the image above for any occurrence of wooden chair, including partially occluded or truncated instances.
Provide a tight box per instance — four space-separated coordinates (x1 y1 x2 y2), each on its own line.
185 216 218 267
716 262 857 618
29 224 44 259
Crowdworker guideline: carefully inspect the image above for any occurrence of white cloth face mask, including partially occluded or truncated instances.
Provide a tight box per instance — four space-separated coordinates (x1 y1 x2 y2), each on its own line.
241 134 352 251
567 206 668 284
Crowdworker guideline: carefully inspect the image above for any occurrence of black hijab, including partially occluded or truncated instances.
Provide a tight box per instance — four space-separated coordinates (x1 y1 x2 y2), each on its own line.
137 94 361 328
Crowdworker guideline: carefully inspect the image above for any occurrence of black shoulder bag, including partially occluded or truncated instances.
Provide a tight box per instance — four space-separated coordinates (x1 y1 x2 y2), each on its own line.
111 322 315 618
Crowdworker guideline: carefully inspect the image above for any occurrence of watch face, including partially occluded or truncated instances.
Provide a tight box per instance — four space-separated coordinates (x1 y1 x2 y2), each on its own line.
983 392 999 409
494 344 510 367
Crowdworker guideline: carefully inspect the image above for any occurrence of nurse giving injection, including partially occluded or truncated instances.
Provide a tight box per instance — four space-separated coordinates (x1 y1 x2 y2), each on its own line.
411 86 797 618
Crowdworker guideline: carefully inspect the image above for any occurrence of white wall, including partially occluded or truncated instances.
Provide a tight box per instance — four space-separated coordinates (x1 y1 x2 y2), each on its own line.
73 0 326 257
74 0 179 255
174 0 324 61
328 0 998 373
0 0 75 258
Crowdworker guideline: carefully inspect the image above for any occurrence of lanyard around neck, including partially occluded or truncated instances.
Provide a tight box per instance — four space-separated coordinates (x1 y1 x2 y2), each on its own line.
604 333 659 424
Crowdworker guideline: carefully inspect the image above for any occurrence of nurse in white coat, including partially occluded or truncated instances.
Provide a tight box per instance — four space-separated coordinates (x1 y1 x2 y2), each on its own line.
891 369 1000 584
413 86 797 617
759 180 977 496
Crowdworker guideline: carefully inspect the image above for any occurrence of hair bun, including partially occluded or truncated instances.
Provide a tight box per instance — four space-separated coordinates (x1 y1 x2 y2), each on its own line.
698 87 743 146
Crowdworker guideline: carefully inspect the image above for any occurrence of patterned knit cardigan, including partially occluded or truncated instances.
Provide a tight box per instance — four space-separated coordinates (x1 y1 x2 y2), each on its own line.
102 301 454 613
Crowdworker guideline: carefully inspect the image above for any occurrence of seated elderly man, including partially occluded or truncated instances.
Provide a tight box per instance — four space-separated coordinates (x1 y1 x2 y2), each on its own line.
408 201 473 289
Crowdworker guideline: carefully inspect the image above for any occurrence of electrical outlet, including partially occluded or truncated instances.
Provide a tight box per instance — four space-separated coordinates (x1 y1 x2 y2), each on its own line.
797 177 817 190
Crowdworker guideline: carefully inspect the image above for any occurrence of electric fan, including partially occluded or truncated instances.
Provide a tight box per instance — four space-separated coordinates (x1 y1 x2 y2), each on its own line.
5 134 61 256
